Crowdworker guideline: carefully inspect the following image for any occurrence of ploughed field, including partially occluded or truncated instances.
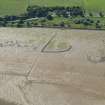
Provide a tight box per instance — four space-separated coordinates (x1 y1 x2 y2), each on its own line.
0 28 105 105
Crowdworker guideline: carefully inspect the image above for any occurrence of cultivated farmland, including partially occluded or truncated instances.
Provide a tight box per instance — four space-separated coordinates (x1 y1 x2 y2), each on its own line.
0 28 105 105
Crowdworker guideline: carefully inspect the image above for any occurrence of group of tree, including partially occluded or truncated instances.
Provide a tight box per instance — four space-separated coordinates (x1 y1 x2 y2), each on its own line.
0 5 104 29
0 5 85 22
26 5 85 18
89 12 104 17
0 5 85 27
74 18 94 26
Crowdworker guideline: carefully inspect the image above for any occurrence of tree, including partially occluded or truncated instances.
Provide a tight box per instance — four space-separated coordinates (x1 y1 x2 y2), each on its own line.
26 21 31 27
47 15 53 20
17 20 24 27
2 20 7 27
60 22 65 27
96 20 101 29
99 12 104 17
89 12 93 17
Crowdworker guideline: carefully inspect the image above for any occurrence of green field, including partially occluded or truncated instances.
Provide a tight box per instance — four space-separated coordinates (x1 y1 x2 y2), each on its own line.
84 0 105 12
0 0 105 15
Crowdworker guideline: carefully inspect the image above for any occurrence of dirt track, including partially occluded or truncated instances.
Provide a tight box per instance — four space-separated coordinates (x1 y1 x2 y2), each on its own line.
0 28 105 105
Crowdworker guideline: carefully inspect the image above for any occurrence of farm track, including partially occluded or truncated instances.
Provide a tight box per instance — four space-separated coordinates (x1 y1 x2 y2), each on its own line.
41 33 57 52
42 45 72 53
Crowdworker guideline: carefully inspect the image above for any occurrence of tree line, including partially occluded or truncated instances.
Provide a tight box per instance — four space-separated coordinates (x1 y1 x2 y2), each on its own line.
26 5 85 18
0 5 104 29
0 5 85 22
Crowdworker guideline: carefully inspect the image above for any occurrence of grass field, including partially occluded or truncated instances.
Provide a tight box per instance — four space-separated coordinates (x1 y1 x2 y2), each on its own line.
84 0 105 12
0 0 105 15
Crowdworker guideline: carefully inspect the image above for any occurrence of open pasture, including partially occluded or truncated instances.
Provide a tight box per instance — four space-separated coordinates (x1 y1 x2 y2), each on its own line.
0 0 105 15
